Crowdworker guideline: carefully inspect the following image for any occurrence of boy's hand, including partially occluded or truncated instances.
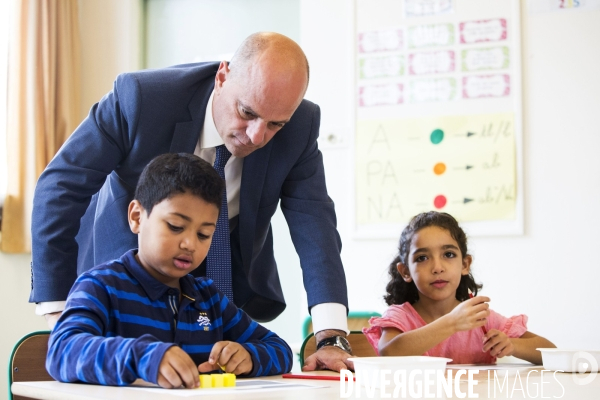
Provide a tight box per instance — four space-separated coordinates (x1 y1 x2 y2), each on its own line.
158 346 200 389
483 329 514 358
448 296 490 332
197 341 252 375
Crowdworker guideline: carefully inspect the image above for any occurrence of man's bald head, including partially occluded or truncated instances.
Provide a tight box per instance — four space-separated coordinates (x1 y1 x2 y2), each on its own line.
228 32 309 91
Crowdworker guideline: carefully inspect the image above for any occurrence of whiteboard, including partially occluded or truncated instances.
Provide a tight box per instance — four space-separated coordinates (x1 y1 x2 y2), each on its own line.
352 0 524 238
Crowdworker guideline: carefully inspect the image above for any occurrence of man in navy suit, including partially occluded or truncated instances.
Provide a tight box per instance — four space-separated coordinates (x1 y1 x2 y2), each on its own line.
31 32 352 371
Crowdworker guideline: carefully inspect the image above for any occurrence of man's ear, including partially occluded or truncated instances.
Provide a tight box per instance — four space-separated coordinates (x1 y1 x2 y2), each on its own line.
461 254 473 275
128 200 144 234
214 60 230 91
397 262 412 282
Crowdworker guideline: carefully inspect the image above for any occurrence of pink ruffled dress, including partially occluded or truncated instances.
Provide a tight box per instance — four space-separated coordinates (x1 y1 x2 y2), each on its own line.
363 302 528 364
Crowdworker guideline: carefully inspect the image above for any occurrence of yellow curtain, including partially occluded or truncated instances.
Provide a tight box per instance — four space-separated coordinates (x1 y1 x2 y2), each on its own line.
1 0 81 253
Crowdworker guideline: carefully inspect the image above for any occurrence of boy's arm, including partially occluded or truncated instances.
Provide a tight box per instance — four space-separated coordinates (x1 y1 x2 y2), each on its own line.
220 296 293 376
46 275 173 385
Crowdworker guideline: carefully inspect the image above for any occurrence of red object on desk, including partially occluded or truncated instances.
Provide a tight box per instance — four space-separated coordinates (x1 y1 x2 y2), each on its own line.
468 289 488 335
282 373 355 381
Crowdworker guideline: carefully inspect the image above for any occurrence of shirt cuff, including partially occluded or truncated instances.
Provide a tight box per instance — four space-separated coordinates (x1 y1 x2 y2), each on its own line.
310 303 349 335
35 301 67 316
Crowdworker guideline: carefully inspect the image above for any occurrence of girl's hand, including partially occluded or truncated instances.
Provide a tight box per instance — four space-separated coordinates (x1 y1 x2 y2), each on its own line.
158 346 200 389
197 341 253 375
448 296 490 332
483 329 514 358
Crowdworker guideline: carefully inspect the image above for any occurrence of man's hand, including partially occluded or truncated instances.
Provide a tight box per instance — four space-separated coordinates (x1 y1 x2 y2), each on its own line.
302 329 354 372
44 312 62 330
302 345 354 372
158 346 200 389
197 341 253 375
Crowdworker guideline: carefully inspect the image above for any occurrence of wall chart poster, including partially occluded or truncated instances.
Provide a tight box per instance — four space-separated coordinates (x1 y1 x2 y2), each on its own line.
355 113 516 225
355 0 523 236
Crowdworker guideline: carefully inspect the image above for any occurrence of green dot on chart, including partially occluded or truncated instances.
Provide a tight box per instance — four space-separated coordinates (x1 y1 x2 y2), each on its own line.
430 129 444 144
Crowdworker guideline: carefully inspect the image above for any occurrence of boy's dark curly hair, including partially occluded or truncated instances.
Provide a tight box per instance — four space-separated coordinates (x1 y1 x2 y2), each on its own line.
135 153 224 215
384 211 482 305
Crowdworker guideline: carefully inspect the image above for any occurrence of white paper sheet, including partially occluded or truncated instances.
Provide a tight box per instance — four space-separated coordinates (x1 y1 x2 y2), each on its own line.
128 380 326 397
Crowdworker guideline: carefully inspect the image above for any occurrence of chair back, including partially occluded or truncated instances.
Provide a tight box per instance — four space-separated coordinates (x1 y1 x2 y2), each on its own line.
8 331 52 400
300 331 377 365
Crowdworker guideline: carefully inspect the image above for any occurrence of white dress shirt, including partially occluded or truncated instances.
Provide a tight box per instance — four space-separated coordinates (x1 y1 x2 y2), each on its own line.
37 90 348 335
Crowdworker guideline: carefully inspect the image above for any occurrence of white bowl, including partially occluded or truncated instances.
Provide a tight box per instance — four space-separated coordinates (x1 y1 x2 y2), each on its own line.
348 356 452 388
537 348 600 373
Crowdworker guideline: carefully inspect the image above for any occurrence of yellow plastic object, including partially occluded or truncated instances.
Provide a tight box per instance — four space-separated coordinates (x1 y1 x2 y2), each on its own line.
211 374 224 387
223 373 236 387
198 373 236 388
199 374 213 388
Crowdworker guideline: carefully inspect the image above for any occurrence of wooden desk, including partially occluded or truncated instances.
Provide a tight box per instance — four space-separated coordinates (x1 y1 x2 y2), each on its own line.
11 369 600 399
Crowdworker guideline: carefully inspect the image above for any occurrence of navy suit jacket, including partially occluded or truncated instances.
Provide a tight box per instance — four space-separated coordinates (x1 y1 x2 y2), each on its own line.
30 62 348 321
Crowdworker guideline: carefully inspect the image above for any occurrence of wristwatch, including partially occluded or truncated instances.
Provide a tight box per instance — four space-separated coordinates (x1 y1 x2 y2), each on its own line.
316 335 353 355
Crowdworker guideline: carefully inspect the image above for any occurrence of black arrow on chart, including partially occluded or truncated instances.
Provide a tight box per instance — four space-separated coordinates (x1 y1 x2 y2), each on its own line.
453 165 474 170
454 132 476 138
453 198 474 204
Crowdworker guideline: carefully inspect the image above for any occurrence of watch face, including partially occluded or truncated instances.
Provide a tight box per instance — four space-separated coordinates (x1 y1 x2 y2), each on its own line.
317 336 352 354
336 336 352 352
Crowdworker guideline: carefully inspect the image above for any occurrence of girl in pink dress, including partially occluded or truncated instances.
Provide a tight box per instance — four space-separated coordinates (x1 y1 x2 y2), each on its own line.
363 211 555 364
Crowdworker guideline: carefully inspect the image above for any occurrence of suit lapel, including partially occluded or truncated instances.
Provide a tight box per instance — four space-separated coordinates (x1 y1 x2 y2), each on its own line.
239 142 273 270
170 75 216 153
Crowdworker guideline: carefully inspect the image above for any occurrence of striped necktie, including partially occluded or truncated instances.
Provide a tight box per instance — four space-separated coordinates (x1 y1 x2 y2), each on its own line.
206 145 233 300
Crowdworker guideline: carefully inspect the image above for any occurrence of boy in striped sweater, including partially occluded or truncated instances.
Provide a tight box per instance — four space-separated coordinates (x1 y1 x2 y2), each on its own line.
46 153 292 389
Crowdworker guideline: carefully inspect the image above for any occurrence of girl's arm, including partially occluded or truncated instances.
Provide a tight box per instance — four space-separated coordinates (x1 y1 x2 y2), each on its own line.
512 331 556 364
379 315 456 356
379 297 490 356
483 330 556 364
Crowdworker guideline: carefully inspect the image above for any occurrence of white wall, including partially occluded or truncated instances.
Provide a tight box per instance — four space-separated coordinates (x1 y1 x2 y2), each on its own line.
300 0 600 350
145 0 300 69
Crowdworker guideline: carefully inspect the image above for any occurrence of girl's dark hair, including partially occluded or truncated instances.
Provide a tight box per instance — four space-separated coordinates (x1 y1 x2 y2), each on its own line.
135 153 224 215
384 211 482 305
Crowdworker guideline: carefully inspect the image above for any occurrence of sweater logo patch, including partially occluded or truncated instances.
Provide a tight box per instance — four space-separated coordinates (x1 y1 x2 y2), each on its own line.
197 312 211 331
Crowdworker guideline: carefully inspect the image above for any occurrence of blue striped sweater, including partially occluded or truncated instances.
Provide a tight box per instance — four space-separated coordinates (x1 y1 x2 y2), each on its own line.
46 249 292 385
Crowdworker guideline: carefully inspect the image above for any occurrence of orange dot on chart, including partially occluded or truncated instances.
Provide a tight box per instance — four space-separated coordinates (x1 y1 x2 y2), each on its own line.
433 163 446 175
434 195 447 209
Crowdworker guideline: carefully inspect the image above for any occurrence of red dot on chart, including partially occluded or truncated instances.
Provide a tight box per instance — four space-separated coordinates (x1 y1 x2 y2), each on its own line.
433 195 447 209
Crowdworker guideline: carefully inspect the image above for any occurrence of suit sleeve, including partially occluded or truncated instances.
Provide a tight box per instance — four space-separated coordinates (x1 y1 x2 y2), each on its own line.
30 74 142 303
279 104 349 311
46 274 173 385
217 291 293 376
